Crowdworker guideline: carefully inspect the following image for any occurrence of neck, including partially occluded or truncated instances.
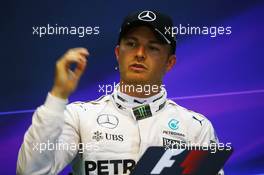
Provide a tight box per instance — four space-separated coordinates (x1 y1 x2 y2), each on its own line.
119 80 162 98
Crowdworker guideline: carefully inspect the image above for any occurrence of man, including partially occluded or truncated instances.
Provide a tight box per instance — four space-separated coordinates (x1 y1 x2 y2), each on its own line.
17 10 223 174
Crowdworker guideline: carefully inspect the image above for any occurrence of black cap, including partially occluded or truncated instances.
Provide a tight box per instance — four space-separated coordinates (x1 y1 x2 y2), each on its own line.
118 10 176 54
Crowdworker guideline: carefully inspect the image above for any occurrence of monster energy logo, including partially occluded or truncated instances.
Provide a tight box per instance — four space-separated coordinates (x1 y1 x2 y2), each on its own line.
133 104 152 120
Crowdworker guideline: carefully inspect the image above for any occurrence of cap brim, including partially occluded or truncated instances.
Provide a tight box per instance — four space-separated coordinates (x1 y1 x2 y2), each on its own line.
118 20 169 44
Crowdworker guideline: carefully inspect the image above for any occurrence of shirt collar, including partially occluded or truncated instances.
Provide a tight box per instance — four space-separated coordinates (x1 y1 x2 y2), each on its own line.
111 83 167 120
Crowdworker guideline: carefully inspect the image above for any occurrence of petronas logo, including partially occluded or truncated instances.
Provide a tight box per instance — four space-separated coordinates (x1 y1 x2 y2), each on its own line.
133 104 152 120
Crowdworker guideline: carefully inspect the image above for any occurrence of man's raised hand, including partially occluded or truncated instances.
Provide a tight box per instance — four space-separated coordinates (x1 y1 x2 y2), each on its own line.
51 48 89 99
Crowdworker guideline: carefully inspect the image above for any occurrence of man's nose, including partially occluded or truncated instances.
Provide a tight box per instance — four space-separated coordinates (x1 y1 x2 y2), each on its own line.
135 45 146 61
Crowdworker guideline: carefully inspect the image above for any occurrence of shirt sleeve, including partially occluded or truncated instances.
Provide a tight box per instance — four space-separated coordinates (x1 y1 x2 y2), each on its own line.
17 93 80 175
196 118 224 175
196 119 219 144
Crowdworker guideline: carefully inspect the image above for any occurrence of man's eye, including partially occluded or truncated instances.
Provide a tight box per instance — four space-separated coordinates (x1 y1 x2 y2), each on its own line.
149 46 160 51
126 41 136 47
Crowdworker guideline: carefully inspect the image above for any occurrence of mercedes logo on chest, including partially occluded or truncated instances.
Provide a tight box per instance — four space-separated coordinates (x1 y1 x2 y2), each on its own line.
97 114 119 129
138 10 156 22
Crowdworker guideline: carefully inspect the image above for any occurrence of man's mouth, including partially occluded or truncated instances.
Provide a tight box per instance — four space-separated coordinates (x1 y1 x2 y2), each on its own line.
129 63 147 72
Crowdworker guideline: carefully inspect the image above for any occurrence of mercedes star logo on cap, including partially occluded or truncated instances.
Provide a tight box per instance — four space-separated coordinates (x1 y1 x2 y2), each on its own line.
138 10 156 22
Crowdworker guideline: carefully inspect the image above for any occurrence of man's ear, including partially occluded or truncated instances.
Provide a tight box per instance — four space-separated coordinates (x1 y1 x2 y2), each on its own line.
166 54 176 72
115 45 120 62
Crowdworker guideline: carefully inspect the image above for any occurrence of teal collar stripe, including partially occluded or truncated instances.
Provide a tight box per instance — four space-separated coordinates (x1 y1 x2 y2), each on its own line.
133 104 152 120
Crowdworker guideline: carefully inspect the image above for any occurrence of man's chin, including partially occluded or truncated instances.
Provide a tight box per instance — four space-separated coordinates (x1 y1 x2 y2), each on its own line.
123 73 150 84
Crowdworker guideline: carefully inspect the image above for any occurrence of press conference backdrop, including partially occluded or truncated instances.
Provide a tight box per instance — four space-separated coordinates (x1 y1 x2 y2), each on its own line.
0 0 263 174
